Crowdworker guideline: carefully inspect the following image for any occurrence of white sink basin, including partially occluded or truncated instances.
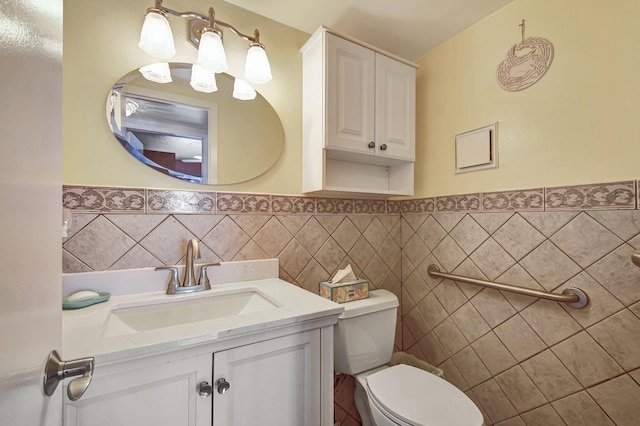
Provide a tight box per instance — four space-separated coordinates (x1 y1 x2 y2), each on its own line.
104 288 279 335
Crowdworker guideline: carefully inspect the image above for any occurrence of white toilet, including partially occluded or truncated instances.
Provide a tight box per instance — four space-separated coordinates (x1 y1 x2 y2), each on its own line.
334 289 484 426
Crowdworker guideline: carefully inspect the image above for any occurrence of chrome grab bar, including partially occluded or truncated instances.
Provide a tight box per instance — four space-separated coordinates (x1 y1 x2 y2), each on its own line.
427 264 589 309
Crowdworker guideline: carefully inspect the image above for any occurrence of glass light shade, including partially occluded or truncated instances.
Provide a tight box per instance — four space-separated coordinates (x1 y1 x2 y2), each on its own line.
139 63 172 83
244 45 272 84
232 78 256 100
197 31 228 73
138 12 176 60
190 64 218 93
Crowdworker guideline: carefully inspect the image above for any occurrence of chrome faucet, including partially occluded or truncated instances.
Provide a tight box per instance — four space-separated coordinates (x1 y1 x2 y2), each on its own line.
155 238 220 295
182 239 201 287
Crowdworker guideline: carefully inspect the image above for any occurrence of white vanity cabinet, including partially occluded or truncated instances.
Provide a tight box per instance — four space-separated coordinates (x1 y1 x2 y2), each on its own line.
64 329 329 426
213 330 321 425
63 353 212 426
301 26 417 196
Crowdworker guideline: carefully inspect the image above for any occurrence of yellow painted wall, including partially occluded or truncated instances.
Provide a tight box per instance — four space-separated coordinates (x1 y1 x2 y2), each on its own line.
65 0 640 198
63 0 308 194
414 0 640 198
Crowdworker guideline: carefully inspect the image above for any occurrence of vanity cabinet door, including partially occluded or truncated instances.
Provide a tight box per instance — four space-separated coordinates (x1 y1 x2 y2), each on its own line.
63 354 212 426
213 329 321 426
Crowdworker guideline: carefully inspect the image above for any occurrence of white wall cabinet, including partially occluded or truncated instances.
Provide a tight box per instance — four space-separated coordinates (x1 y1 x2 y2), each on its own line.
64 329 328 426
302 26 417 196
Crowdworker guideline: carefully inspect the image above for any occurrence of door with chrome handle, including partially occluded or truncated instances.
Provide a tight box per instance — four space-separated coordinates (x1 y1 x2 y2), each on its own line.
43 350 94 401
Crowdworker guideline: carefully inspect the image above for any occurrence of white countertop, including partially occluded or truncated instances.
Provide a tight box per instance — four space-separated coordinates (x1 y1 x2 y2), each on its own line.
62 261 343 363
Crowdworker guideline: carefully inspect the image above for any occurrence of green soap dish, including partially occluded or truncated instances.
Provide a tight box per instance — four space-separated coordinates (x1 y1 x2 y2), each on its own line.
63 292 111 310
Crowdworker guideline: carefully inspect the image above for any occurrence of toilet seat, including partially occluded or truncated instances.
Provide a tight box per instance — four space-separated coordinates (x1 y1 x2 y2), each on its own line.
365 364 484 426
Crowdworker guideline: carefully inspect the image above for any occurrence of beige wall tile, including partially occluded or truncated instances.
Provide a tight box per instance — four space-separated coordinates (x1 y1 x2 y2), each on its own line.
551 331 624 388
471 379 517 424
520 299 582 346
452 346 491 387
587 309 640 371
552 391 615 426
495 366 547 413
521 350 582 402
472 332 517 376
494 315 546 362
519 404 565 426
588 375 640 426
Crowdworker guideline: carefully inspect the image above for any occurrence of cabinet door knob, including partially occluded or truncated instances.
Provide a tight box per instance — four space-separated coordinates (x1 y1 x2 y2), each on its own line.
368 141 375 149
216 378 231 395
198 381 213 398
380 144 388 151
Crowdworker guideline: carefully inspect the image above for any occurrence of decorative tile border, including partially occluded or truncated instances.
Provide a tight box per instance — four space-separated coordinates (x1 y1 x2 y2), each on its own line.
272 196 316 214
62 186 145 213
401 198 435 214
435 193 481 212
387 200 402 214
147 190 215 214
354 199 386 214
217 193 271 213
545 181 636 211
317 198 353 214
63 179 640 215
482 188 544 212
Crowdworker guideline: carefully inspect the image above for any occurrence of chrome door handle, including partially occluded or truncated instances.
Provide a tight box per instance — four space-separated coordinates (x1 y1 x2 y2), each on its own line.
43 350 94 401
216 378 230 394
198 381 213 398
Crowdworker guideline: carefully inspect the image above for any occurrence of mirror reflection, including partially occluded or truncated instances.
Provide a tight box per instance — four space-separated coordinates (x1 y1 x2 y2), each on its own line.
106 63 284 185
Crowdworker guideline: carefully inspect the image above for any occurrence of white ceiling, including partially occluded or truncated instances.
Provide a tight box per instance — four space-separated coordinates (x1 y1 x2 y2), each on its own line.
225 0 515 60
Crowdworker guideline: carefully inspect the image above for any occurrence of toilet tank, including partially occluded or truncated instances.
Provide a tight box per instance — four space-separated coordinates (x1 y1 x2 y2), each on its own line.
334 289 399 375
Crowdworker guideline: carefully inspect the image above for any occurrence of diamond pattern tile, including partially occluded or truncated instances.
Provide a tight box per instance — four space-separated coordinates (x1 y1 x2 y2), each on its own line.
550 213 623 268
520 241 581 291
493 214 546 260
450 215 490 255
416 215 447 251
469 238 516 281
587 244 640 305
201 216 250 261
64 215 136 270
65 188 640 426
295 217 330 255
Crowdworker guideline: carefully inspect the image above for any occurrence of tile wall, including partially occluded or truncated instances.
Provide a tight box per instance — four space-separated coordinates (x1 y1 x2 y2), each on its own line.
63 181 640 426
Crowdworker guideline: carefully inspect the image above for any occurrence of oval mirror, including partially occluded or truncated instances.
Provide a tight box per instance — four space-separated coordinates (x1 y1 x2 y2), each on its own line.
106 63 284 185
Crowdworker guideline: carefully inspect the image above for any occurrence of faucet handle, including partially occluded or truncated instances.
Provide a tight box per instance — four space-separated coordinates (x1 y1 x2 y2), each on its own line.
155 266 180 295
198 263 220 290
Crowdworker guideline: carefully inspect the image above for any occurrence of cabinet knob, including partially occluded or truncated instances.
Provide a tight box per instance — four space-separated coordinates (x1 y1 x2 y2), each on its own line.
198 381 213 398
368 141 375 149
380 144 388 151
216 378 231 395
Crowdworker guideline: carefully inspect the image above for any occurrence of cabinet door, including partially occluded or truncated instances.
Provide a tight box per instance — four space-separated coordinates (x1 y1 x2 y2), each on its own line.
213 330 321 426
326 33 376 154
64 354 212 426
375 53 416 161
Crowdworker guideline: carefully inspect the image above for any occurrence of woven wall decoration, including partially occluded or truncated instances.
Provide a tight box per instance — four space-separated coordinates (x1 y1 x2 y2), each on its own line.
496 20 554 92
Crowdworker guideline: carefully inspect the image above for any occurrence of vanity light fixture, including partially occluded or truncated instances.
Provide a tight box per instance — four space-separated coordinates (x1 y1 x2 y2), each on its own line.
139 0 272 86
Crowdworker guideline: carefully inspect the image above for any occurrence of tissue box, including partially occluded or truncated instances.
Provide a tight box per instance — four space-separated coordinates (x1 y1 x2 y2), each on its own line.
319 279 369 303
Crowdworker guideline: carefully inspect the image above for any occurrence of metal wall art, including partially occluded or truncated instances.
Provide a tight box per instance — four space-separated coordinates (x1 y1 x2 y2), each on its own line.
497 20 554 91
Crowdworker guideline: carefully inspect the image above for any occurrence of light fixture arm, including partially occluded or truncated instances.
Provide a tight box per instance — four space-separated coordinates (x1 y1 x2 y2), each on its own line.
158 4 260 43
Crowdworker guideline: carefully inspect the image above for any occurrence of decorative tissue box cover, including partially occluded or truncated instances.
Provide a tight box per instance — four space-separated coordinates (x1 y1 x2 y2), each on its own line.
319 279 369 303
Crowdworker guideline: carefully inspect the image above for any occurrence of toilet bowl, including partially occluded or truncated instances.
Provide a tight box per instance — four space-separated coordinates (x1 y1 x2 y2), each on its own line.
354 364 484 426
334 290 484 426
